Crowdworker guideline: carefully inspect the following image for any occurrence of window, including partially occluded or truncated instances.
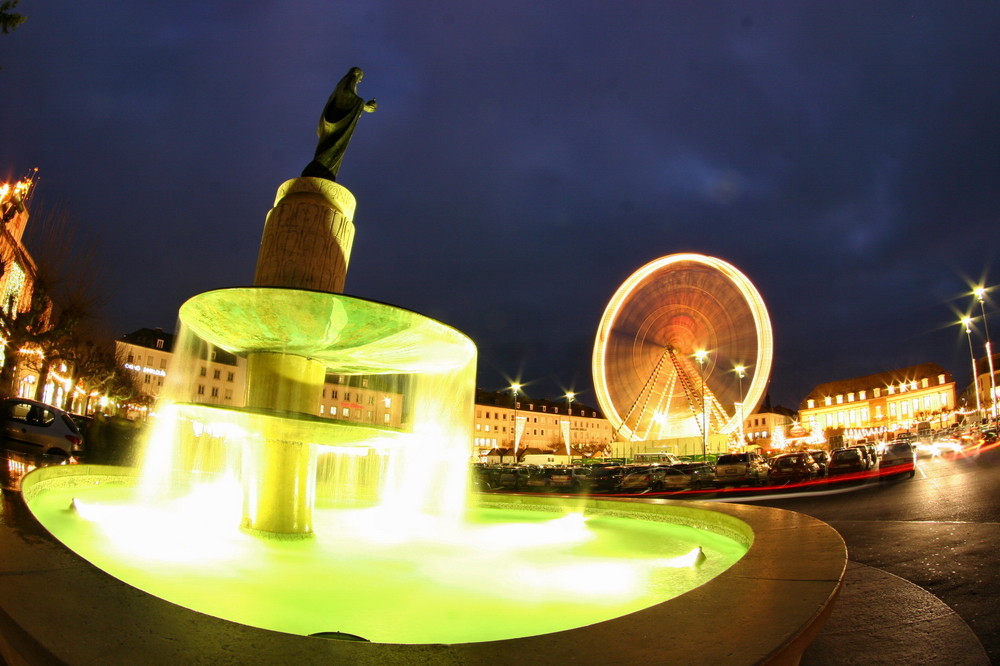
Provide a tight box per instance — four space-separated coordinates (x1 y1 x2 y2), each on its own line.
874 388 881 398
859 390 866 400
155 339 164 349
938 374 946 385
200 367 207 377
211 387 219 397
227 372 234 382
331 390 338 399
836 395 844 404
213 369 221 380
197 385 205 395
807 399 815 409
824 397 832 406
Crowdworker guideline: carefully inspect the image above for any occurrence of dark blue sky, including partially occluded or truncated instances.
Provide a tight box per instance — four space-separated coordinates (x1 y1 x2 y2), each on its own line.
3 2 1000 409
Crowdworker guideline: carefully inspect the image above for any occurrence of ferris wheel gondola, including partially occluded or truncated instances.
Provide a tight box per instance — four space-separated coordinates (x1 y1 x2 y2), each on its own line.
592 254 773 443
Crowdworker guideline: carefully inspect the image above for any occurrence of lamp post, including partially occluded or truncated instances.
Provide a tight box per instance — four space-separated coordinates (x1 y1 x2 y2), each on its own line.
510 383 521 462
694 350 709 460
564 391 575 458
735 365 746 449
962 318 982 422
974 287 997 421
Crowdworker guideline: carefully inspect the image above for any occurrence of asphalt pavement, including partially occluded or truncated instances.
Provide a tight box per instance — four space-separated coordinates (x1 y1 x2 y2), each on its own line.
748 448 1000 665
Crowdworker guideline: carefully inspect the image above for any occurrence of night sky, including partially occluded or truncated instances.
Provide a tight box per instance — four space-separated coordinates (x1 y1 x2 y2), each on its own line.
4 2 1000 410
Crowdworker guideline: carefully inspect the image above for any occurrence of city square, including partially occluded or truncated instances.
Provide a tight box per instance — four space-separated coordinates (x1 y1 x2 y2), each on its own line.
3 2 1000 664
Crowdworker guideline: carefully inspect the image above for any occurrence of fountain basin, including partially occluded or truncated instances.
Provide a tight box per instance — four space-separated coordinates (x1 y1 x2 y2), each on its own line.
1 463 846 664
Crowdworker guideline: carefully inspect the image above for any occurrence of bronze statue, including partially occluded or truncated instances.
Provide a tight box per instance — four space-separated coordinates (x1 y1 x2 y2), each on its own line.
302 67 377 182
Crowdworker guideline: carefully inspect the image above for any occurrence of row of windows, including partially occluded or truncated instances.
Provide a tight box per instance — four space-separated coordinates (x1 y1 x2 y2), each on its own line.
199 367 235 382
195 385 234 400
807 375 948 409
317 404 392 424
321 389 392 408
808 392 950 428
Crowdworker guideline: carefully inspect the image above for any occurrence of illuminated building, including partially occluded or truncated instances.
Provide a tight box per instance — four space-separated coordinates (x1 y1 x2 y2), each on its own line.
798 363 957 446
116 328 247 417
742 398 797 451
0 171 43 392
472 388 614 461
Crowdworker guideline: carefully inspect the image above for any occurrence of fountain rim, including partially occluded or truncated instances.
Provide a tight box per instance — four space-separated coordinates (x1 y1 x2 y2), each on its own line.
3 463 845 664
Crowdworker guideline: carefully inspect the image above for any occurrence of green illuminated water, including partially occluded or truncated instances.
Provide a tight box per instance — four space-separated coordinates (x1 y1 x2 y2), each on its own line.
30 483 746 644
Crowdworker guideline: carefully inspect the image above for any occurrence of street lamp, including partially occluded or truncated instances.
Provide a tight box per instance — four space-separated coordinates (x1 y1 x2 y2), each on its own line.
735 364 746 448
974 287 997 421
510 383 521 462
694 350 709 460
563 391 575 458
962 318 982 421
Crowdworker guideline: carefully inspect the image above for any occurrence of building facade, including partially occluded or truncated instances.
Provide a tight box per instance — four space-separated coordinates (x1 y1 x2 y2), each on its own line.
472 389 614 459
798 363 957 446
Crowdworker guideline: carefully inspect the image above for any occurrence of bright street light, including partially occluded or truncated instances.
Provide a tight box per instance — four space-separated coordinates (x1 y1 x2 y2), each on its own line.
974 286 997 420
962 317 982 419
694 350 709 459
735 364 747 447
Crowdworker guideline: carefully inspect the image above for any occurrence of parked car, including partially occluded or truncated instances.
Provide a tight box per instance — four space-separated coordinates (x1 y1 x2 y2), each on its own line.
880 441 916 478
494 466 536 490
851 445 876 471
545 466 590 490
0 398 84 458
619 465 691 492
672 462 716 489
828 447 865 477
768 452 821 484
807 450 830 477
714 452 769 487
581 465 626 492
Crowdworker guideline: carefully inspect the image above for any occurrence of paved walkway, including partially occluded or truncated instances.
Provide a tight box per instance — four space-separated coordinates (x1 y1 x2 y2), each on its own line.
804 560 989 665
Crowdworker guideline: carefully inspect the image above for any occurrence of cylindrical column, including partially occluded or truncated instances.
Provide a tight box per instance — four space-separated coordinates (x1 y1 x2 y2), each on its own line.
254 177 356 293
241 177 356 537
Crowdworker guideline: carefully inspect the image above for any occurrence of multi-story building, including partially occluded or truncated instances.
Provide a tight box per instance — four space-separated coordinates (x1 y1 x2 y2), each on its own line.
0 171 43 398
116 328 247 417
472 389 614 459
742 399 798 451
798 363 956 446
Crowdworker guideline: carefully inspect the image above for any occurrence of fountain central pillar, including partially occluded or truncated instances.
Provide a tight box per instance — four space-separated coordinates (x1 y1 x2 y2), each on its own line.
241 177 357 537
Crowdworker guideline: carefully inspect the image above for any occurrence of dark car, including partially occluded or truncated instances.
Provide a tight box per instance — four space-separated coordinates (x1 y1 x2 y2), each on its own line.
851 445 875 470
672 462 716 489
619 465 692 492
880 441 916 478
494 466 536 490
0 398 84 458
581 465 626 492
545 466 590 490
714 452 769 487
767 452 821 484
828 448 865 477
807 450 830 477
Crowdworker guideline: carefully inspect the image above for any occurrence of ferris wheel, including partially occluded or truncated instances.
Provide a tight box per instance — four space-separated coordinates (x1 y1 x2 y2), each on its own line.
592 253 773 443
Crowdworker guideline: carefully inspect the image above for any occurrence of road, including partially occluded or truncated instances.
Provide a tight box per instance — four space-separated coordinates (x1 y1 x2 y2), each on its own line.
732 447 1000 663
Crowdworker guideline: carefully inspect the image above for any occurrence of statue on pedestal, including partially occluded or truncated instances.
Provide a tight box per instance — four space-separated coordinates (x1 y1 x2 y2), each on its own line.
301 67 377 182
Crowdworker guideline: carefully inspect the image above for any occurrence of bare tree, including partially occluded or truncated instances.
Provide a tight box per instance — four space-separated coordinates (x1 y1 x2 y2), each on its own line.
0 203 103 399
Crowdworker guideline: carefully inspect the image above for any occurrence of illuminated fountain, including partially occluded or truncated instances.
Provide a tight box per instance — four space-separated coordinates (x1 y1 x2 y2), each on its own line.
2 70 845 662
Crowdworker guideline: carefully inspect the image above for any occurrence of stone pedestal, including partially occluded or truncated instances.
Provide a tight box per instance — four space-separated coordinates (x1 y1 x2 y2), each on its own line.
254 177 356 293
